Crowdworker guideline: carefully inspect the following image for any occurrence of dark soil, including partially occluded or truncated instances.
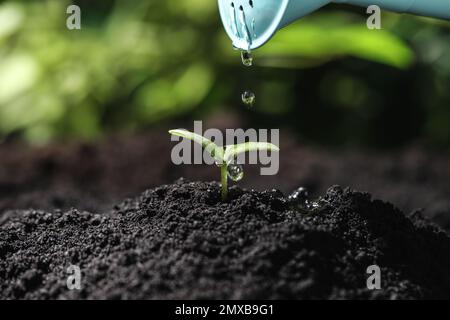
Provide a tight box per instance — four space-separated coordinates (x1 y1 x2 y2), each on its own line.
1 113 450 300
1 181 449 299
1 125 450 230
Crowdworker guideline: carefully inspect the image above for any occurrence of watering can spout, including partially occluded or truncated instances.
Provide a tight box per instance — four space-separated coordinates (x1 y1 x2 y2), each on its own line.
218 0 450 51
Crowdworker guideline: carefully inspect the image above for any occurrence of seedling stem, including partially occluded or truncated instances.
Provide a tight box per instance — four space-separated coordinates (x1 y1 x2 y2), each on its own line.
169 129 279 201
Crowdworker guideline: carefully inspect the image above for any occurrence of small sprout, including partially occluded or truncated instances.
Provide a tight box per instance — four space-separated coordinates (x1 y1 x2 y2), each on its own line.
169 129 280 201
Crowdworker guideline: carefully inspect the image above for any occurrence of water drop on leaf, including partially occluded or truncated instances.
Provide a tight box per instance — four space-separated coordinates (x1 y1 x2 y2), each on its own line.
215 160 224 167
227 164 244 182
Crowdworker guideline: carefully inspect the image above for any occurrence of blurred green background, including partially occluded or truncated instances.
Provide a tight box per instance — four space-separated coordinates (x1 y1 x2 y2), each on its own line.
0 0 449 147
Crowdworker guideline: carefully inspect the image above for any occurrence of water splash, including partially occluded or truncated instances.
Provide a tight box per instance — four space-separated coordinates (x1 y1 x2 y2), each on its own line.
288 187 310 207
308 202 320 209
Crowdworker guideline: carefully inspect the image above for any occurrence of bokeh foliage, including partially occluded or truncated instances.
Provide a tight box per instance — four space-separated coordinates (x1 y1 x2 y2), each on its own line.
0 0 449 146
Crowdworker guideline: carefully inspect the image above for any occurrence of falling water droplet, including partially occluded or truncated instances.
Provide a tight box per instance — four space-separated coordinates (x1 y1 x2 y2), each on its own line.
241 50 253 67
241 90 255 107
227 164 244 182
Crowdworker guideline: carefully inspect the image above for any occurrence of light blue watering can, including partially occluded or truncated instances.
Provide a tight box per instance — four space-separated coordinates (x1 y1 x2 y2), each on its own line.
218 0 450 50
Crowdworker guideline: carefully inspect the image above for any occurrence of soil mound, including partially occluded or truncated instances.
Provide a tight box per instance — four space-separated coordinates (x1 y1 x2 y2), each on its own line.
1 181 449 299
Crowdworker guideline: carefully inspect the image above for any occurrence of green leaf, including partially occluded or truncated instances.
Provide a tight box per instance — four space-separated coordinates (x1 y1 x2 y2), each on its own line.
224 142 280 163
168 129 224 162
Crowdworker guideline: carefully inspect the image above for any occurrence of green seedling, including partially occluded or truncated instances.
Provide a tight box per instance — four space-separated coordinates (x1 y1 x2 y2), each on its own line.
169 129 280 201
